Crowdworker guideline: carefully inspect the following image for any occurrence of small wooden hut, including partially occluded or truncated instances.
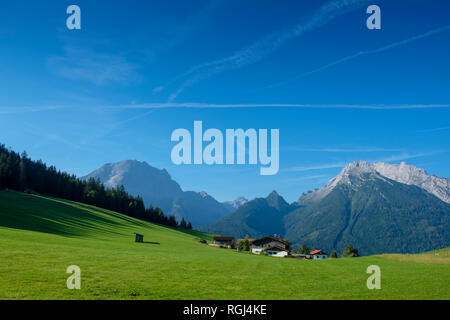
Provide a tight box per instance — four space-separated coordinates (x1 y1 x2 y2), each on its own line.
134 233 144 243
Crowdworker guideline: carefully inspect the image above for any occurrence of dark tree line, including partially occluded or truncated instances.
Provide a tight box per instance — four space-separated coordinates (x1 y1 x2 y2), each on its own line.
0 144 192 229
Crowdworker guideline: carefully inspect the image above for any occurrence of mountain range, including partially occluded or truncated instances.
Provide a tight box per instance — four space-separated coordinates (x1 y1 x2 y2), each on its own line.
200 161 450 255
83 159 450 255
82 160 246 227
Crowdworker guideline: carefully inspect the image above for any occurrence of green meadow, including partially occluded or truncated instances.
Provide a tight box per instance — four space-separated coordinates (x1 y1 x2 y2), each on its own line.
0 190 448 300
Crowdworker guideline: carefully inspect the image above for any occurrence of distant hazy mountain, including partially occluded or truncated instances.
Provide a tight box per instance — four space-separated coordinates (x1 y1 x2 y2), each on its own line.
170 191 234 227
83 160 182 214
199 191 294 239
82 160 233 227
201 161 450 255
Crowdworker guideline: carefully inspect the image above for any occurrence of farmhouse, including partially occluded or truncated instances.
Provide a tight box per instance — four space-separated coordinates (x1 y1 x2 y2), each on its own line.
236 238 255 244
251 236 290 257
213 236 235 248
261 245 289 257
310 250 328 259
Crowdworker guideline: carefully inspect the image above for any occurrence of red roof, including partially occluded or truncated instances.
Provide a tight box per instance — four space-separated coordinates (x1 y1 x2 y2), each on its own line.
310 250 327 255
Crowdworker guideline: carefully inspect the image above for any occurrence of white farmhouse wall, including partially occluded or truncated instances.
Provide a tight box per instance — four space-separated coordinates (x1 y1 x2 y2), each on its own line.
265 250 288 257
312 255 328 259
252 248 263 254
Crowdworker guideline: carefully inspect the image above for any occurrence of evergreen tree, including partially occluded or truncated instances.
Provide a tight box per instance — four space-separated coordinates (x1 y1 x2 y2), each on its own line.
187 221 192 229
242 239 250 251
299 244 309 255
342 245 360 257
19 151 28 191
0 143 179 229
330 251 338 258
180 217 187 229
168 215 178 227
237 235 250 251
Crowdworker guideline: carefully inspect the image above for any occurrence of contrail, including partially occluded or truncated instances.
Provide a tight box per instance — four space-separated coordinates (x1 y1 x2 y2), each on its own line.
267 24 450 89
0 106 66 114
164 0 371 101
5 103 449 115
284 151 445 172
418 126 450 133
108 103 450 110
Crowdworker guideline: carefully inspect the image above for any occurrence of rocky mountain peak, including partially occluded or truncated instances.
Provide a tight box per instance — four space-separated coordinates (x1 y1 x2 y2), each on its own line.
266 190 289 211
323 160 385 191
299 160 450 204
83 160 180 191
199 191 209 198
372 161 450 203
267 190 280 197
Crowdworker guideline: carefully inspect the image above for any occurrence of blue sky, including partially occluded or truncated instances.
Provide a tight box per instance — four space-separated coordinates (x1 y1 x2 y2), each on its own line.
1 0 449 203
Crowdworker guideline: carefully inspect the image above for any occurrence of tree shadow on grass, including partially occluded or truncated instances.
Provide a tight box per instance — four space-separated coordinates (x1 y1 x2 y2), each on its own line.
0 191 150 238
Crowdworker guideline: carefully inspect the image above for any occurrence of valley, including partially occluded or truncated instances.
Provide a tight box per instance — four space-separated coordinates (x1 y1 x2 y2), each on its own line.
202 161 450 255
0 190 448 300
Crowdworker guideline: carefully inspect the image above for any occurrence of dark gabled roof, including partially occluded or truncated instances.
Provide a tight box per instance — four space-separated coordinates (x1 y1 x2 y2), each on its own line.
262 245 288 252
213 236 235 241
252 236 288 246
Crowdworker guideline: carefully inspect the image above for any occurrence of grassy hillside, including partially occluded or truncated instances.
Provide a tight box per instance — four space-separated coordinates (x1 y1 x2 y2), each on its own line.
0 190 448 300
380 248 450 265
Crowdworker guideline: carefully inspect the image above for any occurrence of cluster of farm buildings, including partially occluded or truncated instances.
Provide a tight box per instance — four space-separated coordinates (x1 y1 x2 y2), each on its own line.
212 235 329 259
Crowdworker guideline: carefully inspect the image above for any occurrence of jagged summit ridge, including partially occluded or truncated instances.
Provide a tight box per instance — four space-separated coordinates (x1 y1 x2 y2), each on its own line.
372 162 450 203
300 160 450 204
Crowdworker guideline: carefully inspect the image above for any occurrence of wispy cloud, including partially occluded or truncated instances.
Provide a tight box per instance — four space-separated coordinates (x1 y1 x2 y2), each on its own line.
267 24 450 89
145 0 225 66
106 102 450 110
284 151 446 172
48 46 139 85
92 109 159 140
283 174 330 183
418 126 450 133
24 123 85 151
282 147 403 153
284 163 347 172
163 0 370 101
0 106 66 114
378 151 445 163
4 102 449 115
152 86 165 94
